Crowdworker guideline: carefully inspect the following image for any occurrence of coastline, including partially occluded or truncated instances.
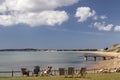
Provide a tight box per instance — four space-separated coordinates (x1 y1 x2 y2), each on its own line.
82 51 120 69
46 50 120 70
53 50 120 69
79 51 120 57
0 50 120 69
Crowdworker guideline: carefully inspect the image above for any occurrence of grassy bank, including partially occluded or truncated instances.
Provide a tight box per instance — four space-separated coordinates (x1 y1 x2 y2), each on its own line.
0 73 120 80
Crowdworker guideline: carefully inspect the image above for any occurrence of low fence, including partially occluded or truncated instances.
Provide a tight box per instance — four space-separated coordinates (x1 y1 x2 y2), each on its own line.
0 71 22 77
0 68 119 77
0 69 100 77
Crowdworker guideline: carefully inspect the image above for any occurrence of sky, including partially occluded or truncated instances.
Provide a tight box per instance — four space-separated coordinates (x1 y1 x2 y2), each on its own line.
0 0 120 49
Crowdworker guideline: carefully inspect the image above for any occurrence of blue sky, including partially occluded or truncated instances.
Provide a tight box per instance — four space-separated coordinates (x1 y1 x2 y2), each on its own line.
0 0 120 49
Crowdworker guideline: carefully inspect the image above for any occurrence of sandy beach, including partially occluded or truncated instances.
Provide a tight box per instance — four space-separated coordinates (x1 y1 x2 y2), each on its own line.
83 51 120 69
80 51 120 57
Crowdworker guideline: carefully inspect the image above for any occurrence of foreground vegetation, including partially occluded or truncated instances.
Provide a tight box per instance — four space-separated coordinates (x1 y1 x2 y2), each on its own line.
0 73 120 80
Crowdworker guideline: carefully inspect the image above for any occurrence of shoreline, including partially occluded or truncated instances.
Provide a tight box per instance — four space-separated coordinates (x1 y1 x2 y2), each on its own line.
56 50 120 69
82 51 120 69
79 51 120 57
0 50 120 69
0 50 119 57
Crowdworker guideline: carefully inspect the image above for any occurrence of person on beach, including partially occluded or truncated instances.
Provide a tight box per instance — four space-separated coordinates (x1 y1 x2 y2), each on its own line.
41 66 53 76
47 66 53 75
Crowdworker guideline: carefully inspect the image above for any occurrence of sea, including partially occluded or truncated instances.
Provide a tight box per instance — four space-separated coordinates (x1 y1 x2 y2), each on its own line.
0 51 102 76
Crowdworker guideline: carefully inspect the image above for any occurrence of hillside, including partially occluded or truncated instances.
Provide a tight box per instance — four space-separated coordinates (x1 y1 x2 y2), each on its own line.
105 44 120 52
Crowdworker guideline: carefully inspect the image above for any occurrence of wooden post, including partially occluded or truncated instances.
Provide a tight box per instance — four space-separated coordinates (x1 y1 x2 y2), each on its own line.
54 70 56 75
84 56 88 61
103 56 106 60
12 70 14 77
93 56 96 61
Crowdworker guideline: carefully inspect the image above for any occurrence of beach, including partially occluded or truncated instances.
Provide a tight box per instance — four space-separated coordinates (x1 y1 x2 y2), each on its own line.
80 51 120 57
83 51 120 69
47 50 120 69
55 50 120 69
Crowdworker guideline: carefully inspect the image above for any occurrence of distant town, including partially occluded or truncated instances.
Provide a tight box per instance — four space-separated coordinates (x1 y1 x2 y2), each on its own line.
0 48 98 52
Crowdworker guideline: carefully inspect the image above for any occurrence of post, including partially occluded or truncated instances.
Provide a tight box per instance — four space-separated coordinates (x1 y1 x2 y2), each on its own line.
54 70 56 75
103 56 106 60
12 70 14 77
93 56 96 61
84 56 88 61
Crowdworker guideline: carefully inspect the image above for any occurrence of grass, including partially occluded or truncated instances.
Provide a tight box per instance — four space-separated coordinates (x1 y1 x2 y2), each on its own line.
0 76 87 80
88 73 120 80
0 73 120 80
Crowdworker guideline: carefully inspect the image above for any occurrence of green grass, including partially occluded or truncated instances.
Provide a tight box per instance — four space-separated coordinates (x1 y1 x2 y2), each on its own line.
0 73 120 80
0 76 87 80
88 73 120 80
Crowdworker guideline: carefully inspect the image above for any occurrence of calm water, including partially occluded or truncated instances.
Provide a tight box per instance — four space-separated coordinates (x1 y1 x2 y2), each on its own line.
0 51 101 71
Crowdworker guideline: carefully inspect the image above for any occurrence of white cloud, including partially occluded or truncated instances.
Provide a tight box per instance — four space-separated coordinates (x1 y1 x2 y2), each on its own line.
93 16 98 20
19 11 69 26
93 15 107 20
0 0 79 12
75 7 96 22
114 25 120 32
93 22 113 31
100 15 107 19
75 6 108 22
0 11 69 26
0 15 15 26
0 0 79 27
